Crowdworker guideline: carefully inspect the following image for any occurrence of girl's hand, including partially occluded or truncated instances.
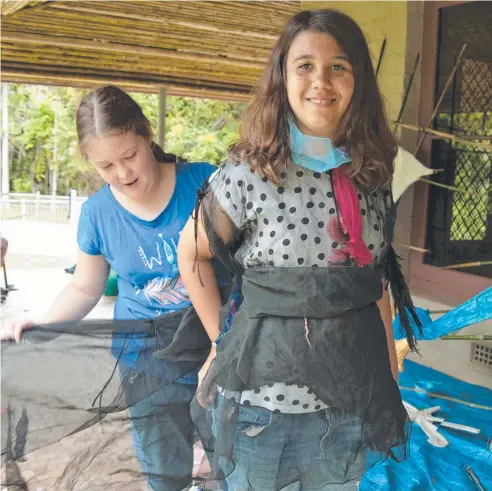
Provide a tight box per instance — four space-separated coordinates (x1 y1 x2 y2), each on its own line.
0 319 35 343
198 345 217 391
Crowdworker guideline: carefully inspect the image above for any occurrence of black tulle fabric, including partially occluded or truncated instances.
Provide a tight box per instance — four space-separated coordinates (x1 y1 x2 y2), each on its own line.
189 177 421 489
1 175 422 490
1 279 231 490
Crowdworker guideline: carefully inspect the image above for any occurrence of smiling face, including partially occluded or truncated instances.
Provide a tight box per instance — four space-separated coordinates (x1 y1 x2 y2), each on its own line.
85 131 160 199
285 30 355 140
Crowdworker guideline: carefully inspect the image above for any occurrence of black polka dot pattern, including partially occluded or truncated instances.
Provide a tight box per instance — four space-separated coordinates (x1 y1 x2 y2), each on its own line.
214 163 391 414
237 382 330 413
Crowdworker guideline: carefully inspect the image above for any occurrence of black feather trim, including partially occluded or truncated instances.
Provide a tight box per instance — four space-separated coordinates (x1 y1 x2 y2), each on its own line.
384 246 423 351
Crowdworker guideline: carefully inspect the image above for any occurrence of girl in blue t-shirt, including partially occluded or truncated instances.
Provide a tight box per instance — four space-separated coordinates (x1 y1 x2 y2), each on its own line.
2 86 216 490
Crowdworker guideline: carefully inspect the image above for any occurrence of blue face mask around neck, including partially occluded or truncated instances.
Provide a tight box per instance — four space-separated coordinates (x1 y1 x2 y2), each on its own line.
289 120 351 173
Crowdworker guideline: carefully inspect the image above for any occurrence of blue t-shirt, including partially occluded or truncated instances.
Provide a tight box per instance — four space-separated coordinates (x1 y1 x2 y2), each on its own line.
77 162 215 321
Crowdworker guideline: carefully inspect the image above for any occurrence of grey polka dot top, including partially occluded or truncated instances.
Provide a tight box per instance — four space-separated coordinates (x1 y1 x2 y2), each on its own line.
210 161 394 413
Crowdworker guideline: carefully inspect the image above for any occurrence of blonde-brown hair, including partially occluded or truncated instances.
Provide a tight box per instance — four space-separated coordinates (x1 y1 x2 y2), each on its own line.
76 85 181 163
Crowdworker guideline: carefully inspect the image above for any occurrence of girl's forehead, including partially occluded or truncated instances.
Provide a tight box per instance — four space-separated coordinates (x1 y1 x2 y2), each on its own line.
287 31 344 60
85 131 139 157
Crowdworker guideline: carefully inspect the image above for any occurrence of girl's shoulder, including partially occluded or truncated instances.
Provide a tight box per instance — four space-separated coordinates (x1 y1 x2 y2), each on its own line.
80 185 111 215
176 161 217 184
210 161 263 187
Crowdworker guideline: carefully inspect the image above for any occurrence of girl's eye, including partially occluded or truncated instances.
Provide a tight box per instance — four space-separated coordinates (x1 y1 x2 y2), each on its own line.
125 152 137 161
332 64 347 71
100 163 113 170
298 63 312 70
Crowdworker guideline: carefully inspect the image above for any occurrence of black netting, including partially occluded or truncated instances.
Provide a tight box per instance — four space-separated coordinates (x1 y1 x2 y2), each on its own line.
424 1 492 277
187 177 417 490
1 295 231 490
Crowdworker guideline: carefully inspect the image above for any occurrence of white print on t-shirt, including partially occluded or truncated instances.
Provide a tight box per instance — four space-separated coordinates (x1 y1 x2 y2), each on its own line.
140 275 190 306
136 233 189 307
138 234 179 273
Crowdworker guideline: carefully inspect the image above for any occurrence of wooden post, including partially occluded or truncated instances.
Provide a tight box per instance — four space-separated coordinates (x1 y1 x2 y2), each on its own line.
51 92 59 198
36 191 41 221
158 87 166 151
1 83 9 197
69 189 78 225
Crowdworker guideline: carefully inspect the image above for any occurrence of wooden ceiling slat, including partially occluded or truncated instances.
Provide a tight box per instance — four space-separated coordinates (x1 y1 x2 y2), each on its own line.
1 60 257 90
2 30 266 69
1 0 300 100
4 11 271 61
1 42 260 80
49 2 280 41
1 55 258 88
1 0 47 16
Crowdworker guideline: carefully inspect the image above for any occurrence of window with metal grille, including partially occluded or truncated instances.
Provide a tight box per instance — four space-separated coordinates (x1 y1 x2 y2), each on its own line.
424 2 492 278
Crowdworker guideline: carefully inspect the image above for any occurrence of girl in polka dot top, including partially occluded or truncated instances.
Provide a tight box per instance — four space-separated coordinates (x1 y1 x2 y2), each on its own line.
179 9 421 491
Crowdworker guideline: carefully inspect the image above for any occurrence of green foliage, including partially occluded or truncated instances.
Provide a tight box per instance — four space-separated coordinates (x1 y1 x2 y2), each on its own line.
6 84 245 196
130 92 245 165
436 111 492 241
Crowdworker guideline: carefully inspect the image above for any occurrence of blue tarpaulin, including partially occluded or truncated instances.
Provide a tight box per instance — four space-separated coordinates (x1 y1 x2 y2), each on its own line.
393 287 492 341
361 360 492 491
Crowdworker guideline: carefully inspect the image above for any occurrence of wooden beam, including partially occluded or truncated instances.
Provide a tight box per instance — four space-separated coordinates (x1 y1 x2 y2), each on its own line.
1 30 266 70
1 59 254 91
0 60 253 91
158 87 166 150
397 123 492 151
414 44 468 156
0 68 253 102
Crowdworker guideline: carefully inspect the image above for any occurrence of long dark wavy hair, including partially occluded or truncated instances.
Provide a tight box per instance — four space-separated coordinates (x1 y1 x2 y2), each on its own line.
228 9 396 191
76 85 182 164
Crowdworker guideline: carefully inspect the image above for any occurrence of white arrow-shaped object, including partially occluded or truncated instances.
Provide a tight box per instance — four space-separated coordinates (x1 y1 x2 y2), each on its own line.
403 401 480 448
